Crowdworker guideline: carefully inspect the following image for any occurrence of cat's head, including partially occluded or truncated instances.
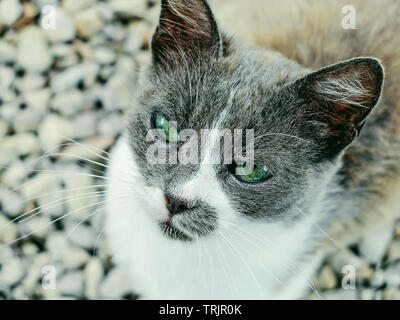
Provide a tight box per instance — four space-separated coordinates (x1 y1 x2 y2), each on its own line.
127 0 384 241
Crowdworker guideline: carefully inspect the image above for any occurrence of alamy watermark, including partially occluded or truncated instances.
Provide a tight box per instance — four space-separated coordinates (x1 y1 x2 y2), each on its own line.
146 127 255 174
341 5 356 30
42 264 57 290
40 5 56 30
341 264 357 290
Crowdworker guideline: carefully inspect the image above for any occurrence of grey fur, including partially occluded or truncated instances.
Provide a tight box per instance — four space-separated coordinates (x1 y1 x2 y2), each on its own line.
126 0 384 240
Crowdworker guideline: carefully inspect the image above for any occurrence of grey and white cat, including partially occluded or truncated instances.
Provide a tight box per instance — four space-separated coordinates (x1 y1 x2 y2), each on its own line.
105 0 400 299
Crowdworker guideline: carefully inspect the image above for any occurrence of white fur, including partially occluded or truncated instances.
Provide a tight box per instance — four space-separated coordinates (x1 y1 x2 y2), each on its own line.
105 137 326 299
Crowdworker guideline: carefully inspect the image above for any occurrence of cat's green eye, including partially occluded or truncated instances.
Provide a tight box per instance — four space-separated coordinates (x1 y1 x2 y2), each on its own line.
152 114 180 142
232 162 272 183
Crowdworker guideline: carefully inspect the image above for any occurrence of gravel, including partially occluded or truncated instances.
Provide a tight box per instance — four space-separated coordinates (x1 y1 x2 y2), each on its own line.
359 225 394 264
0 0 399 300
0 0 153 300
0 0 23 26
17 26 52 73
44 7 75 43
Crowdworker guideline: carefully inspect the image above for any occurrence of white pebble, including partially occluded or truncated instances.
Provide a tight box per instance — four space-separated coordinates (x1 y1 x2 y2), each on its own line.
99 267 133 299
0 133 41 157
0 120 8 139
327 249 367 274
72 112 97 138
359 224 393 263
0 66 15 90
60 136 114 162
110 0 147 17
102 73 135 110
51 89 86 117
12 286 28 300
1 160 27 188
84 257 104 299
384 287 400 300
21 242 39 256
51 43 79 68
125 21 150 54
46 231 69 258
61 246 90 269
51 62 99 93
98 112 123 137
0 0 23 26
17 26 52 73
0 40 16 63
58 271 84 297
67 224 97 249
316 265 337 290
0 257 26 286
21 171 60 201
93 46 116 65
14 73 46 92
384 266 400 287
0 213 18 244
0 188 24 217
370 270 385 287
62 168 100 220
44 7 75 42
36 186 65 218
14 108 43 133
38 114 75 152
62 0 95 13
0 247 14 264
387 241 400 262
18 215 55 240
75 8 103 38
24 88 52 114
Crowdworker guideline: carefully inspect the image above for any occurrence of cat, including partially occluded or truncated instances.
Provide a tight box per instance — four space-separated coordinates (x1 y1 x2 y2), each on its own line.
105 0 400 299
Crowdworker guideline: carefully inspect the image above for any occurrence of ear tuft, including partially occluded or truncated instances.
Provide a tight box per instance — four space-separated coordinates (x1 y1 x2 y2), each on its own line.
298 58 384 154
152 0 222 69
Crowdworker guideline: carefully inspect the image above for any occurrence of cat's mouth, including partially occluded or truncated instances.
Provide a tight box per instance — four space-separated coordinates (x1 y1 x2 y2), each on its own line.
159 217 192 241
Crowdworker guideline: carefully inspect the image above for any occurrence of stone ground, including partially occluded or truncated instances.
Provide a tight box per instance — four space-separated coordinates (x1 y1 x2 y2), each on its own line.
0 0 399 300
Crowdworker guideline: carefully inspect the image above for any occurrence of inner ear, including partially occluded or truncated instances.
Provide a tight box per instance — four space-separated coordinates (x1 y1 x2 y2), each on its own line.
296 57 384 155
152 0 222 69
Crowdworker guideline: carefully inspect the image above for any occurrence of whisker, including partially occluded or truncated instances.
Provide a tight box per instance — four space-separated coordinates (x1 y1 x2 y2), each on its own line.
0 190 108 234
17 191 108 225
217 231 264 297
93 227 105 257
1 193 132 248
62 206 105 249
6 171 133 197
62 136 111 161
296 207 343 251
214 239 236 298
226 220 322 298
33 153 110 169
17 183 108 206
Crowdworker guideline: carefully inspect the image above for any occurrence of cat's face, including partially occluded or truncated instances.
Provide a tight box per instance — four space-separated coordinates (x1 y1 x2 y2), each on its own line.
126 0 383 241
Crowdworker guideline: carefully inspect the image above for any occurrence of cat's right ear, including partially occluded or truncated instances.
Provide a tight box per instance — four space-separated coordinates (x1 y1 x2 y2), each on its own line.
294 57 384 158
151 0 222 69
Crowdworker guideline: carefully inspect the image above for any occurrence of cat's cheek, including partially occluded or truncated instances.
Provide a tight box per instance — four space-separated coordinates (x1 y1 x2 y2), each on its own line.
142 187 170 221
107 137 169 222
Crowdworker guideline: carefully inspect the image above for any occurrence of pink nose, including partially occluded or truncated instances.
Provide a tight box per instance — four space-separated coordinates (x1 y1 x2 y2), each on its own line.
164 194 189 216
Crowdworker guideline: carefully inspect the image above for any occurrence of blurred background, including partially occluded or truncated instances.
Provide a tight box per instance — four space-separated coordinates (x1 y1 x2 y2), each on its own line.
0 0 399 300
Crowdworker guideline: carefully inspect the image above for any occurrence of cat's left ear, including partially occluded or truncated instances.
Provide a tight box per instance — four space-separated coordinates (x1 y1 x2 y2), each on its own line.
151 0 222 69
296 57 384 156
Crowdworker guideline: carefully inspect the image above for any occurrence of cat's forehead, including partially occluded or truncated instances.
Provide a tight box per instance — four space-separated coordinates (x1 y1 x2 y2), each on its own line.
151 48 306 128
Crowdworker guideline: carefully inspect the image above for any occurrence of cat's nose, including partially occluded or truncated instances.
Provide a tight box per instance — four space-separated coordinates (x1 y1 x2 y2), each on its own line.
164 194 189 216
